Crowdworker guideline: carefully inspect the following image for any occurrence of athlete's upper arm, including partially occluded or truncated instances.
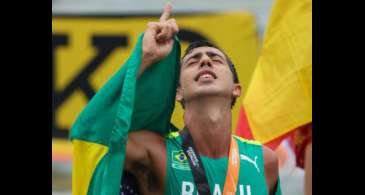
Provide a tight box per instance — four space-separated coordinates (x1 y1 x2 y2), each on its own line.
124 130 164 172
263 145 279 195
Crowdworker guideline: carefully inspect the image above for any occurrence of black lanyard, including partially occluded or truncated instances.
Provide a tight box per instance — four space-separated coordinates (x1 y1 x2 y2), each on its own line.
181 127 212 195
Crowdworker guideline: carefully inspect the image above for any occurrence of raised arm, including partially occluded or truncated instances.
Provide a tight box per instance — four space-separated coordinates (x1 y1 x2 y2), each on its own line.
124 1 178 178
138 3 179 78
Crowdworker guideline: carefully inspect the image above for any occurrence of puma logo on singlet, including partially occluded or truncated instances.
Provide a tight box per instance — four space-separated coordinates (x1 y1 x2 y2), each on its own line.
240 154 260 173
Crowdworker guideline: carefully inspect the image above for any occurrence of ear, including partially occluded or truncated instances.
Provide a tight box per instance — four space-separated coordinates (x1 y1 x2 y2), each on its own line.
232 84 242 98
176 86 183 102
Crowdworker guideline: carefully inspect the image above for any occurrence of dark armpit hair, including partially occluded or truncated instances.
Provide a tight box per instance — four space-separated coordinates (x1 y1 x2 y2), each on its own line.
180 41 240 108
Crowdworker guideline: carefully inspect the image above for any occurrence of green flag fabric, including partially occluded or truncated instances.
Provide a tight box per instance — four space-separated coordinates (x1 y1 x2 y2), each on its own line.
70 33 181 195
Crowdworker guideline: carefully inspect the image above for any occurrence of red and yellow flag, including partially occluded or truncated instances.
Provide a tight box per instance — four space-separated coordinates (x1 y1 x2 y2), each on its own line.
236 0 312 149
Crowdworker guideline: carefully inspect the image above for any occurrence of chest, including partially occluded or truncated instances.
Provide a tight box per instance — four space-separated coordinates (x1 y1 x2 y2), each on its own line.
165 146 268 195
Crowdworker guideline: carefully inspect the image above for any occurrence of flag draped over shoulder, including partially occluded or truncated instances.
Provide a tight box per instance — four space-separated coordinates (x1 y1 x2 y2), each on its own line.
70 33 181 195
236 0 312 149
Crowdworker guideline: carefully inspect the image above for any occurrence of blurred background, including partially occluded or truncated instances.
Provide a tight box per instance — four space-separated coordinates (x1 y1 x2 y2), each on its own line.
52 0 306 194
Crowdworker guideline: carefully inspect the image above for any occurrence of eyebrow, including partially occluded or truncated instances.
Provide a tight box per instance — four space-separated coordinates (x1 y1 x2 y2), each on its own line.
184 51 226 65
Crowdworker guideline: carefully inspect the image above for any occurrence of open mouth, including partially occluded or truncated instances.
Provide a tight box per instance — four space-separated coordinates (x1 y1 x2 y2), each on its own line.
194 70 217 81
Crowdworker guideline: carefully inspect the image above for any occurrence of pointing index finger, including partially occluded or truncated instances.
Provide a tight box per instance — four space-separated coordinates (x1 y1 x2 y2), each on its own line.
159 2 172 22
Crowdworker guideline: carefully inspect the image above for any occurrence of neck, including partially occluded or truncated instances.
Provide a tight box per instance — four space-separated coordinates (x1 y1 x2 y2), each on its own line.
183 96 232 158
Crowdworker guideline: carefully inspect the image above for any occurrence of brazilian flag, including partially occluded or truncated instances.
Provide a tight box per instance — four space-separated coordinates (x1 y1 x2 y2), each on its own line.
70 33 181 195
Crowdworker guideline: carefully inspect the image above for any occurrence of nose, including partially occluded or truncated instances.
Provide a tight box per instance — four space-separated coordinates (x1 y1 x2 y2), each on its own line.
199 54 212 68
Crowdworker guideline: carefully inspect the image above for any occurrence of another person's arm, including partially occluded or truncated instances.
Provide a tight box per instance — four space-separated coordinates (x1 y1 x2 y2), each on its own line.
305 142 312 195
263 145 280 195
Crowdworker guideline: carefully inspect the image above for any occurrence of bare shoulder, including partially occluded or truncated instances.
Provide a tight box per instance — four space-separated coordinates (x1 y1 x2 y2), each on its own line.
126 130 167 193
125 130 166 171
262 145 279 194
128 130 166 146
128 130 167 162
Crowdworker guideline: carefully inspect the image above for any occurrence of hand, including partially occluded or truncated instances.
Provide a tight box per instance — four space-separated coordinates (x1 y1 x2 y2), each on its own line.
138 3 179 77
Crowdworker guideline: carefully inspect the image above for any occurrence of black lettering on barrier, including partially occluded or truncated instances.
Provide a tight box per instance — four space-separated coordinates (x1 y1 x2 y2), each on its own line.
52 34 69 138
52 35 128 138
178 29 211 43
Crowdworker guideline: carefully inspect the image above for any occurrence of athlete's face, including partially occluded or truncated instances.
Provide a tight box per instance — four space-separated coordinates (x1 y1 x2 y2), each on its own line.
176 46 241 106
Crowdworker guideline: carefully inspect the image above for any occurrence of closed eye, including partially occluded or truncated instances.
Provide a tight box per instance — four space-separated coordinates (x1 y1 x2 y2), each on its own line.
207 52 225 64
184 52 202 67
187 60 198 66
212 57 223 64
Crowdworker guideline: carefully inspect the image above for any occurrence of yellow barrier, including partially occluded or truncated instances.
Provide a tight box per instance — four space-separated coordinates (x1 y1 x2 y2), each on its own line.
52 12 259 160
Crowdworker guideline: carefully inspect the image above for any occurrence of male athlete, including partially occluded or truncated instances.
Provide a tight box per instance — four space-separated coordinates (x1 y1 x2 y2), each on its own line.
123 3 280 195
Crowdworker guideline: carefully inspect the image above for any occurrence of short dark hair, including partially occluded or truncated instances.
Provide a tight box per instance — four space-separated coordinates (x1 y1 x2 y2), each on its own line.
180 41 240 108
